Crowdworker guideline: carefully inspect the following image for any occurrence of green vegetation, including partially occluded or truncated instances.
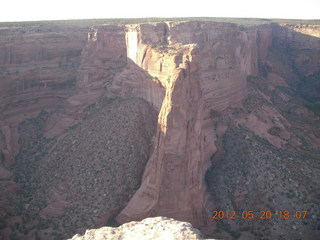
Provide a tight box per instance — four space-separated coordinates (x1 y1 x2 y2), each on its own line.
9 232 19 240
209 109 220 118
0 17 319 28
82 96 118 119
151 41 179 52
304 103 320 116
0 219 6 229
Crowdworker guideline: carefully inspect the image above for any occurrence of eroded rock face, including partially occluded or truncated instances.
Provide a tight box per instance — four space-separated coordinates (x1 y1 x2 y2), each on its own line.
271 24 320 102
77 25 127 92
0 26 88 166
68 217 205 240
116 21 271 229
205 25 320 239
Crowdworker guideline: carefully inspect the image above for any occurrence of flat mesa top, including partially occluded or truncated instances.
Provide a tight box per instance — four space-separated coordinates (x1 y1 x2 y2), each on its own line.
0 17 319 28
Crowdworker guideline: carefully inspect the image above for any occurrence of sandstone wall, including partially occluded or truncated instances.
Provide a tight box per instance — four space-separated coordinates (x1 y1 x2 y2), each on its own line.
0 26 88 103
77 25 127 92
0 26 89 166
0 21 278 236
272 24 320 77
271 24 320 102
116 21 273 228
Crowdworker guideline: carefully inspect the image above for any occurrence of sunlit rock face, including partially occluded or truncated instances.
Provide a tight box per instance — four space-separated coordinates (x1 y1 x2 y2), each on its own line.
116 21 272 229
68 217 206 240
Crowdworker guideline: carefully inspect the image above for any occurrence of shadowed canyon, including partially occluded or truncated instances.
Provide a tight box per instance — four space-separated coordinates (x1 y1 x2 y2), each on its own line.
0 20 320 240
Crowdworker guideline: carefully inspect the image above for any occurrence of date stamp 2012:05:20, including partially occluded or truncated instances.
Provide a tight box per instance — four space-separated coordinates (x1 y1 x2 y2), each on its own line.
212 210 308 220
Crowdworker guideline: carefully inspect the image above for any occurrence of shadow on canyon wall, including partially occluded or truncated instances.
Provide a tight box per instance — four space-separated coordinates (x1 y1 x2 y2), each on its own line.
0 23 319 240
204 25 320 239
0 55 160 240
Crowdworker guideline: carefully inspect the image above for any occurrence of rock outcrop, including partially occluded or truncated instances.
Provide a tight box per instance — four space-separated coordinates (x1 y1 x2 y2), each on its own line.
0 25 88 166
205 24 320 239
116 21 271 229
68 217 206 240
271 24 320 101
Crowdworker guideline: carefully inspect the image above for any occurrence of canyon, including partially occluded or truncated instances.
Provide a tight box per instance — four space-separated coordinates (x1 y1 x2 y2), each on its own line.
0 20 319 240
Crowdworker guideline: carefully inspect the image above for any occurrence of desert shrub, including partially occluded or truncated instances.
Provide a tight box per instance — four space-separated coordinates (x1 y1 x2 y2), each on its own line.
0 219 6 229
304 103 320 116
209 109 220 118
9 233 19 240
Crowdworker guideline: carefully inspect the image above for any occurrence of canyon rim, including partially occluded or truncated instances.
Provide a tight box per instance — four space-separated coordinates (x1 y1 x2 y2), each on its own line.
0 19 319 239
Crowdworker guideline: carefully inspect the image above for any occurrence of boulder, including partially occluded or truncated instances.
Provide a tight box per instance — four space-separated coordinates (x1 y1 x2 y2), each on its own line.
68 217 206 240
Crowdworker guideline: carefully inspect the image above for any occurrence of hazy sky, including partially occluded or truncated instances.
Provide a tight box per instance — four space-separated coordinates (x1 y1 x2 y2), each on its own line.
1 0 319 22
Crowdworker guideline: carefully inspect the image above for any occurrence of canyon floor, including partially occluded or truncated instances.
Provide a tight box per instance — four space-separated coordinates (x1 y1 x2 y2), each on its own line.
0 18 319 240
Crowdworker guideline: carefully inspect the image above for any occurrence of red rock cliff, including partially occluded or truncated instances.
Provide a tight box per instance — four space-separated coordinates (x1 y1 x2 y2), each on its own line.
0 26 88 166
0 21 274 235
1 21 320 240
114 21 272 227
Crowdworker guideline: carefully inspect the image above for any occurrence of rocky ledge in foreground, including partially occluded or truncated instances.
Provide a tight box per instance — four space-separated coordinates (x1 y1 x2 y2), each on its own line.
68 217 214 240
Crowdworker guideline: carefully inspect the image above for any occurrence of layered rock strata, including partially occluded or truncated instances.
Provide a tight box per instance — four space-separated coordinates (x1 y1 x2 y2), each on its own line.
0 21 319 240
0 25 88 166
0 21 273 236
115 21 272 228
